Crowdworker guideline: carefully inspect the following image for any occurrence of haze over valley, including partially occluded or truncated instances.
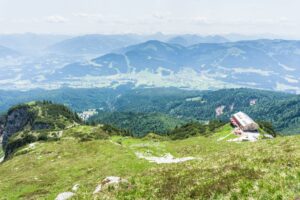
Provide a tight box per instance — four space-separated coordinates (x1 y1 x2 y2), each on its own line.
0 33 300 94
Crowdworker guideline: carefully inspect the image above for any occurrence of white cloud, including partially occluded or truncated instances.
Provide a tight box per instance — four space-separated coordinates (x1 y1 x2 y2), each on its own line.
1 0 299 35
10 18 41 24
152 12 171 20
191 17 212 25
73 13 104 23
46 15 69 23
73 13 102 19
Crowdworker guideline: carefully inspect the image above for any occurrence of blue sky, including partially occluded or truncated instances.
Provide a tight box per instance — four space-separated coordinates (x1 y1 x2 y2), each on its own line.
1 0 300 36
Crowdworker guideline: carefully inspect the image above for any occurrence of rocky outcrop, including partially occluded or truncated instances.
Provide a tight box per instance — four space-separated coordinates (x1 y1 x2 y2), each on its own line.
215 105 225 117
2 106 33 148
1 102 81 159
0 115 5 144
32 122 51 130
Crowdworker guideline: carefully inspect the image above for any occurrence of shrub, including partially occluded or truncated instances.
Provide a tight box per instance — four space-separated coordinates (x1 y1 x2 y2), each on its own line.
5 133 37 158
168 122 207 140
102 124 132 137
257 121 277 137
167 120 227 140
37 132 49 141
208 120 226 132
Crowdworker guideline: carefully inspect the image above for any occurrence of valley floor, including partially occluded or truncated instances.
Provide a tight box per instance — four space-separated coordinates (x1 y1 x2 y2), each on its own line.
0 125 299 199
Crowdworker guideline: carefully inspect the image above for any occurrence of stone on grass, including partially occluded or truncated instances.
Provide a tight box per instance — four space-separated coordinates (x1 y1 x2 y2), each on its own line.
72 184 80 192
55 192 75 200
93 176 127 194
135 152 195 164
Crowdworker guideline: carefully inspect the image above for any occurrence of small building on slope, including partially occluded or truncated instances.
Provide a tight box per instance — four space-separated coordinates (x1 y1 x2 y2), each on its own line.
230 111 259 131
229 112 275 142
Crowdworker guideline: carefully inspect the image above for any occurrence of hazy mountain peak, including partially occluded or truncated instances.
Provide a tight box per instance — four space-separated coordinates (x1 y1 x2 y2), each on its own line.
168 34 229 46
0 45 20 58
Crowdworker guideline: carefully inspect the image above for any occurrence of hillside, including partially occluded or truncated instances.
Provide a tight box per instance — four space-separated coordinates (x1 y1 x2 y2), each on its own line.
49 39 300 93
0 121 299 199
0 38 300 91
0 87 300 135
46 34 142 56
0 45 19 58
167 35 229 46
0 33 69 54
89 88 300 135
0 101 81 158
88 111 186 137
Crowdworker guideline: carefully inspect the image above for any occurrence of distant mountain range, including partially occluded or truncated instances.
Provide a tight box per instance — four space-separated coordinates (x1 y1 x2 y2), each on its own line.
167 35 229 46
46 34 229 56
0 33 299 93
51 39 300 93
0 33 69 54
0 45 19 58
0 87 299 135
46 34 144 56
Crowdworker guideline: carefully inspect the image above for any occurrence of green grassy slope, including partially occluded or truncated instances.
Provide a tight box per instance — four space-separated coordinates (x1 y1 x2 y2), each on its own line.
0 124 299 199
88 111 186 137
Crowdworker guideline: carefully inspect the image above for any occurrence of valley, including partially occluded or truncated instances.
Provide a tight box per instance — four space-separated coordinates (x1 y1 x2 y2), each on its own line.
0 34 299 93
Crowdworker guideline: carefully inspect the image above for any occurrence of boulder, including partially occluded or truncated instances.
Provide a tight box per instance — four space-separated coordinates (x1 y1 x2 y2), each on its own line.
93 176 128 194
55 192 75 200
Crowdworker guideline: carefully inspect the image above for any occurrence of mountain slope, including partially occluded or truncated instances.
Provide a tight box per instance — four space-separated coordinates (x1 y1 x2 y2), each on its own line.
0 45 19 58
46 34 142 56
1 101 81 158
167 34 229 46
51 39 300 93
106 88 300 134
0 123 299 199
88 111 186 137
0 33 69 54
0 87 299 135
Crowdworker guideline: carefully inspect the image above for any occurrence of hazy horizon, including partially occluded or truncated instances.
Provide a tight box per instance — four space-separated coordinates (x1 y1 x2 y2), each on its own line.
1 0 300 38
0 32 296 40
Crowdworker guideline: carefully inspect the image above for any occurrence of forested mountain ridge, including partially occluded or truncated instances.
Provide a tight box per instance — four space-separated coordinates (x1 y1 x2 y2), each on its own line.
87 88 300 135
0 87 298 135
0 101 81 158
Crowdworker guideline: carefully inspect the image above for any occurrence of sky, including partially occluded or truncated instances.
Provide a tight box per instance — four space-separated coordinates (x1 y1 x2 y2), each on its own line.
1 0 300 37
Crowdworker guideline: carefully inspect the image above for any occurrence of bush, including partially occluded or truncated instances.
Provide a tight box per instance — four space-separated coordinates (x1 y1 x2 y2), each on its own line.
5 133 37 158
168 122 207 140
167 120 227 140
37 132 49 141
257 121 277 137
7 104 30 115
102 124 132 137
208 120 226 132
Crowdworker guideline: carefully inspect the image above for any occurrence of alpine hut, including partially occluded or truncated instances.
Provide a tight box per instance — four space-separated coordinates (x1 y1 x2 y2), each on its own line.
230 111 259 131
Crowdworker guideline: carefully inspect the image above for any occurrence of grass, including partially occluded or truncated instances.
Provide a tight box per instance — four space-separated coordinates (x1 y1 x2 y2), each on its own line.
0 125 299 199
0 147 3 158
209 123 238 141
